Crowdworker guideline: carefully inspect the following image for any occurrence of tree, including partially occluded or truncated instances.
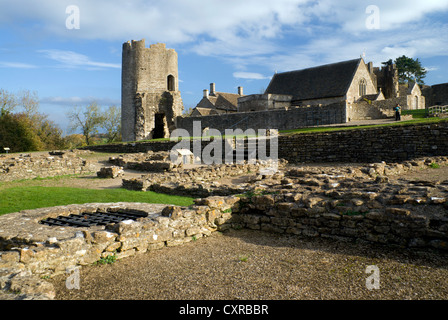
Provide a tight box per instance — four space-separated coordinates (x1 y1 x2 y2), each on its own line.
0 89 67 152
383 55 427 85
0 89 18 115
102 105 121 143
0 112 43 152
67 102 106 146
36 118 67 151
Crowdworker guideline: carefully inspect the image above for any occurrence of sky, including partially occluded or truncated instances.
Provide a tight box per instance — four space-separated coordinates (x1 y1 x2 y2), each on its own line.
1 0 448 135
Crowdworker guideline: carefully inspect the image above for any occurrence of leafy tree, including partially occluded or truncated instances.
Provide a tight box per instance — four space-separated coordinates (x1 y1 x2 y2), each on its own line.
0 89 18 115
36 118 67 151
0 89 67 152
0 112 43 152
102 105 121 143
64 134 86 149
383 55 427 85
67 102 106 146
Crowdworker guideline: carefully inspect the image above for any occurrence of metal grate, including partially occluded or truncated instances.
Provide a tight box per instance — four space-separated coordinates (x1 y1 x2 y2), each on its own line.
39 210 148 228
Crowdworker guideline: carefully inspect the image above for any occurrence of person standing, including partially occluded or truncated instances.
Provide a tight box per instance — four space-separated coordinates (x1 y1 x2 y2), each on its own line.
394 104 401 121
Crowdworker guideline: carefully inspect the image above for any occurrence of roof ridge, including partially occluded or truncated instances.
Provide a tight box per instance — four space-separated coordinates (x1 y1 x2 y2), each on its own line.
276 58 362 75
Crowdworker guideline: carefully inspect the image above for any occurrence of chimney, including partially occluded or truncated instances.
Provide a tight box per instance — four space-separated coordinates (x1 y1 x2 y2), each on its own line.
203 89 209 98
210 83 215 95
238 86 243 96
367 62 373 74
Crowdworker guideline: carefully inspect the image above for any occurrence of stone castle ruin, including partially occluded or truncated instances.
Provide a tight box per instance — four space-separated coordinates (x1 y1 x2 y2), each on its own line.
121 40 448 141
121 39 183 142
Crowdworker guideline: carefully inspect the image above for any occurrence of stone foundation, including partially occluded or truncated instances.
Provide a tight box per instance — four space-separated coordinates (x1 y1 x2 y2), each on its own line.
1 155 448 299
0 150 96 182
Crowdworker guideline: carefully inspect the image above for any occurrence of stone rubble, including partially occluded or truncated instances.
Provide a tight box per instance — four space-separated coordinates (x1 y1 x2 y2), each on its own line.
108 151 182 172
0 150 96 182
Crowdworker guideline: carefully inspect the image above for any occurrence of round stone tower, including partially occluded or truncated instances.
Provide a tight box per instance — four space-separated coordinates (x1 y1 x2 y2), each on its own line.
121 39 183 141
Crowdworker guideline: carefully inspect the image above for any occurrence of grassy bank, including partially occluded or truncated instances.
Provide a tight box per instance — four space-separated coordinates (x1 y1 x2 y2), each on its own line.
279 117 447 135
0 186 194 216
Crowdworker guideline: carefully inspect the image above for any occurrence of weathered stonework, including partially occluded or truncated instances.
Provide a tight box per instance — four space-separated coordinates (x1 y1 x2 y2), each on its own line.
2 155 448 299
278 121 448 163
84 120 448 164
108 151 182 172
122 159 288 197
0 150 95 182
121 39 183 142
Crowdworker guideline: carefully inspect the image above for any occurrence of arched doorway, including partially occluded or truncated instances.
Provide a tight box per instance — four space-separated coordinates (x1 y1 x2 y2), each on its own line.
414 96 419 109
153 113 166 139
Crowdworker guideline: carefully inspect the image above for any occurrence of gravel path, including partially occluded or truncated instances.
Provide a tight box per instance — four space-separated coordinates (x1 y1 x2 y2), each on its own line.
50 228 448 300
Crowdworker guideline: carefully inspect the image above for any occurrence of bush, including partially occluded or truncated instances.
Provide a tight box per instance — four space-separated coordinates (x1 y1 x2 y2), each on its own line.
0 112 43 152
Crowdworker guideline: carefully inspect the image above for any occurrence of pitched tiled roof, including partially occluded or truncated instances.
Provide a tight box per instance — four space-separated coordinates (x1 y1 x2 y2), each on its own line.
209 92 240 111
198 92 240 112
265 58 362 101
193 107 223 116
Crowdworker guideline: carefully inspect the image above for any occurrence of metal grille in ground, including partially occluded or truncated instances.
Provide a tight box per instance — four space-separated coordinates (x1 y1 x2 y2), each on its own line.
39 210 148 227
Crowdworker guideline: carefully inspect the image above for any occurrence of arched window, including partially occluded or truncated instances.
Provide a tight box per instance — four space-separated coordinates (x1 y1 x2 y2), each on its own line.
359 78 367 97
167 75 175 91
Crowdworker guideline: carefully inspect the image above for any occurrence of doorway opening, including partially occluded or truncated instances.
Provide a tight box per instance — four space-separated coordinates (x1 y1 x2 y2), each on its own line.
153 113 166 139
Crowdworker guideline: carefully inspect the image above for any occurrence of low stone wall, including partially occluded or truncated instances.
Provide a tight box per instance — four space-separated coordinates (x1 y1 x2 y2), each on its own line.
122 159 287 197
81 141 178 154
226 195 448 250
83 121 448 164
176 102 347 135
0 151 96 182
108 151 182 172
278 120 448 163
0 200 237 299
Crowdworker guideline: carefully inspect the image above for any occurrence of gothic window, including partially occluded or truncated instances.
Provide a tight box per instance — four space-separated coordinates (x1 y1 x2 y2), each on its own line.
167 75 175 91
359 78 367 97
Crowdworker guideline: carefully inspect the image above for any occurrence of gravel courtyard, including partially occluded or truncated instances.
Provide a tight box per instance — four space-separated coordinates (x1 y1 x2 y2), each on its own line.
50 228 448 300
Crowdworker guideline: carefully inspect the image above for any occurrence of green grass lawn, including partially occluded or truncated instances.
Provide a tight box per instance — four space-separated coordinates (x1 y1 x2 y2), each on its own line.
0 186 194 216
401 109 428 118
279 117 447 135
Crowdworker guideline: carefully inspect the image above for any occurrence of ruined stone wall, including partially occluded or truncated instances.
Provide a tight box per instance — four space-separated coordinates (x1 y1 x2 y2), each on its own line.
373 64 400 99
429 83 448 106
176 102 347 135
0 151 96 182
237 94 293 112
121 39 183 142
346 101 390 121
83 120 448 164
278 121 448 163
226 194 448 251
1 184 446 298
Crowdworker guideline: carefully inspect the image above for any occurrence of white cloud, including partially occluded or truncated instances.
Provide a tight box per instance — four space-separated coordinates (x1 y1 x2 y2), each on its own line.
305 0 448 33
38 49 120 69
2 0 448 80
40 96 120 107
233 72 270 80
0 62 37 69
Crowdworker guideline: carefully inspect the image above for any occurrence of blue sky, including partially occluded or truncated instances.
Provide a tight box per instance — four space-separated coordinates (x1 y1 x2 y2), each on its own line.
1 0 448 135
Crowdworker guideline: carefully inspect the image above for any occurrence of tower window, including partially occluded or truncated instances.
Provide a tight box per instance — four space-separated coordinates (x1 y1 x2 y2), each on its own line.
167 75 175 91
359 78 367 97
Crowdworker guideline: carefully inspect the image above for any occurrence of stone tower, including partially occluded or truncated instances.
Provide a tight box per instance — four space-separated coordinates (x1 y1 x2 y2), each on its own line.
372 63 400 99
121 39 183 141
